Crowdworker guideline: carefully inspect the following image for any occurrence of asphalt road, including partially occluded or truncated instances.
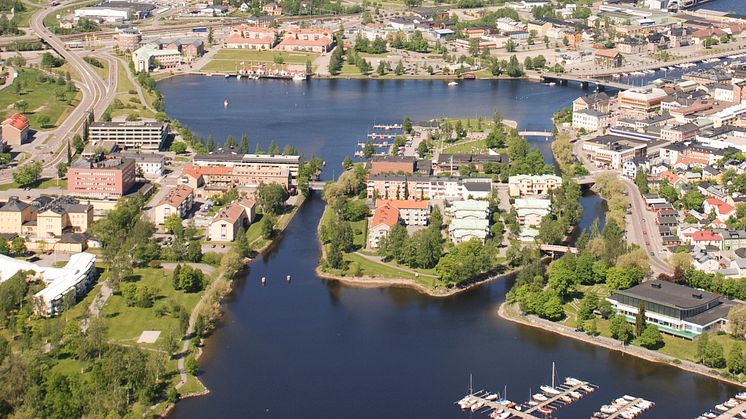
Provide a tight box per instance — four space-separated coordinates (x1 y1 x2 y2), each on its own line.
0 0 114 183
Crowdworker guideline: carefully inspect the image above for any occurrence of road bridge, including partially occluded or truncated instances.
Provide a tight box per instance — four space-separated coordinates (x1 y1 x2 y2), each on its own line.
535 73 636 91
519 131 553 137
539 245 578 255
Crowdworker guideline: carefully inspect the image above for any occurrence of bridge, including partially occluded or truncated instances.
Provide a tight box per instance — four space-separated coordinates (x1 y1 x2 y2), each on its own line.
539 244 578 255
535 72 636 91
519 131 553 137
576 175 596 186
308 181 326 191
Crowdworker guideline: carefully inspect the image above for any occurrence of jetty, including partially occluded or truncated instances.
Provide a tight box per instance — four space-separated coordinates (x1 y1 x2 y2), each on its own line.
592 395 654 418
456 376 597 418
698 392 746 419
373 123 402 130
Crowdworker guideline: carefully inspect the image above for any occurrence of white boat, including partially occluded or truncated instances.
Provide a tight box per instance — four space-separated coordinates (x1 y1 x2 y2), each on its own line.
533 394 548 402
621 72 629 77
540 385 561 395
715 404 729 411
736 392 746 400
581 385 594 392
560 395 572 403
569 391 582 399
237 75 241 80
293 74 306 81
486 393 499 401
448 81 459 86
548 82 556 86
223 98 229 108
725 399 739 408
565 378 582 386
600 405 618 414
470 400 485 412
224 74 230 78
612 74 620 78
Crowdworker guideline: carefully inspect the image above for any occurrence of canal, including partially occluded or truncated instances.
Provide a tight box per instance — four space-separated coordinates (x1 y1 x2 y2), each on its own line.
159 78 738 418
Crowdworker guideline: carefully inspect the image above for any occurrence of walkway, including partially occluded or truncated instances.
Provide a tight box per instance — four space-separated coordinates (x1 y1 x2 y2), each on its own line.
0 66 16 91
113 55 154 113
81 281 112 332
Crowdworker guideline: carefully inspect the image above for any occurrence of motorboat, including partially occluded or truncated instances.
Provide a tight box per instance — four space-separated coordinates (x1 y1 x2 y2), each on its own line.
724 399 739 408
581 385 595 393
569 391 582 399
537 407 552 415
486 393 499 401
559 395 572 403
533 393 548 402
448 81 459 86
600 405 618 414
293 74 307 81
715 404 729 411
457 396 474 409
736 392 746 400
565 377 582 386
540 385 561 395
471 400 485 412
498 400 515 408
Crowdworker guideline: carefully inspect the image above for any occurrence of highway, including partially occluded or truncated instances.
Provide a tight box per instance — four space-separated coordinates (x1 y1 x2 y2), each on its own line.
573 138 673 278
0 0 116 182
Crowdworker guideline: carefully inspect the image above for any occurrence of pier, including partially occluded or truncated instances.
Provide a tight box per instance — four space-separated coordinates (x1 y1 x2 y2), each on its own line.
697 393 746 419
592 395 654 418
456 377 597 418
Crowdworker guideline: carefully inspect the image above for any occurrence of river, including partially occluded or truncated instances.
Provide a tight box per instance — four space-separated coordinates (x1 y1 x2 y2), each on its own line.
159 78 738 418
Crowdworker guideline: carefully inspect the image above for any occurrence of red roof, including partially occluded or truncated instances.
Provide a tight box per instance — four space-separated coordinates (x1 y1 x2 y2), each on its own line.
705 197 735 215
2 113 29 131
371 204 399 228
181 164 232 179
278 37 331 47
692 230 722 242
595 48 620 58
376 199 429 210
224 34 274 45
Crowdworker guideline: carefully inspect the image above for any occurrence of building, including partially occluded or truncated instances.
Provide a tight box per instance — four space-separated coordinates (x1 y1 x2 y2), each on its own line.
112 151 164 178
224 34 276 49
75 6 131 22
0 197 32 235
1 113 30 146
375 199 430 226
115 26 141 51
31 196 93 239
513 198 551 227
30 253 96 317
132 43 181 73
572 92 612 114
594 49 623 68
151 39 205 61
433 153 508 175
193 152 300 183
660 123 700 142
704 197 736 222
154 185 194 225
67 157 136 197
618 88 669 118
367 174 488 202
369 156 416 175
276 28 334 53
448 200 490 243
262 2 282 15
368 203 399 248
208 201 249 242
581 135 648 169
572 109 610 132
607 280 736 339
89 121 168 151
508 174 562 197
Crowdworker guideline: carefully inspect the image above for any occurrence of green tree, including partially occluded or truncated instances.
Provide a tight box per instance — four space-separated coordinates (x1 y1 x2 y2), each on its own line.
637 324 663 349
170 141 188 154
728 344 746 375
256 183 289 215
235 227 252 258
56 162 68 179
634 169 649 194
635 303 646 337
395 61 404 75
261 213 276 239
12 160 42 187
178 265 204 293
163 213 183 234
342 156 353 170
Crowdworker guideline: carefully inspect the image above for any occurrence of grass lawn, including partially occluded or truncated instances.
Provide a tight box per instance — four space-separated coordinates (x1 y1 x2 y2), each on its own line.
12 3 40 27
111 60 157 119
202 49 317 73
100 268 203 348
351 219 367 248
343 252 419 280
442 139 488 154
0 178 66 191
88 56 109 80
0 68 82 129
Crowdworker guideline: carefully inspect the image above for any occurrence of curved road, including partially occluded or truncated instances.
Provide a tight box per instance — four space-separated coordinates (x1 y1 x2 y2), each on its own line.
0 0 114 182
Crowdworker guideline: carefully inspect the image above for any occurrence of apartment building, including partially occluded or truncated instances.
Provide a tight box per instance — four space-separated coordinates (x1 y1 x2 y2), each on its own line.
582 135 647 169
514 198 551 227
0 196 92 239
180 164 291 195
572 109 610 132
508 174 562 197
154 185 194 225
193 152 301 183
67 157 136 197
368 204 399 248
207 198 256 242
618 88 669 118
89 121 169 151
448 200 490 244
112 151 165 178
375 199 430 226
1 113 30 146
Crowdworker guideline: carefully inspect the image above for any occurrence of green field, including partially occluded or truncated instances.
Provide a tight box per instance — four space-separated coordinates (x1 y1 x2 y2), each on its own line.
0 68 82 129
111 60 156 119
0 178 67 191
442 139 488 154
100 267 202 348
202 49 317 72
11 3 40 27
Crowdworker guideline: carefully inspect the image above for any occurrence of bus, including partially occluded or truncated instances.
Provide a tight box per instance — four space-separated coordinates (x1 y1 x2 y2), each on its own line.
192 27 208 33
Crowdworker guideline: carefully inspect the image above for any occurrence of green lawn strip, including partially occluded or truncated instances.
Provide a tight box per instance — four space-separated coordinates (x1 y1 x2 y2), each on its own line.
202 50 317 72
343 252 419 280
0 68 81 129
100 268 202 347
13 4 40 27
442 139 488 154
350 219 367 248
179 374 206 394
0 178 66 190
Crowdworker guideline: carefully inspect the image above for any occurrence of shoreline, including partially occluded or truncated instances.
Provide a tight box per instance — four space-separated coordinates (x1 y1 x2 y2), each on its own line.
314 266 519 298
154 70 532 83
498 301 746 389
159 191 311 414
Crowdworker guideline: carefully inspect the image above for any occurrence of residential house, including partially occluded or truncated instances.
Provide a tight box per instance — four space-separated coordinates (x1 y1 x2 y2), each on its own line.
508 174 562 197
154 185 194 225
1 113 30 146
594 49 623 69
448 200 490 244
703 197 736 222
572 109 610 132
513 198 551 227
208 201 249 242
368 203 399 248
375 199 430 226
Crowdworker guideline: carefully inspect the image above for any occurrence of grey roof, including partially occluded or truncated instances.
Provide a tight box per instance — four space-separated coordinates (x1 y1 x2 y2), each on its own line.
437 153 508 165
612 280 721 310
686 300 734 327
462 181 492 192
0 197 29 212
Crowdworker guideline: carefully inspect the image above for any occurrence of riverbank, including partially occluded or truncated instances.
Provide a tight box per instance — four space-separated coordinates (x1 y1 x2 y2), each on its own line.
498 301 746 389
152 70 532 83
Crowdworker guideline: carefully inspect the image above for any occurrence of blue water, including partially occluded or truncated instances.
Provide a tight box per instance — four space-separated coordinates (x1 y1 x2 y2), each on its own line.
693 0 746 13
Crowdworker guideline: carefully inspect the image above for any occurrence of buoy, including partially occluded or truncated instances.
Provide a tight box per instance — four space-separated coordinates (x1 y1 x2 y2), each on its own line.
223 98 229 108
286 275 291 282
261 276 266 285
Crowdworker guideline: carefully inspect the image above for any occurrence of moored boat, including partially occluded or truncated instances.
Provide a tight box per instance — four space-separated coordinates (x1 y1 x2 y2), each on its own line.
540 385 561 395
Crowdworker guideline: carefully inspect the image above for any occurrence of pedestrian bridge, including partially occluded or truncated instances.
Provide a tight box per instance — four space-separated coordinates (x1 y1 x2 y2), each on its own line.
539 244 578 255
519 131 553 137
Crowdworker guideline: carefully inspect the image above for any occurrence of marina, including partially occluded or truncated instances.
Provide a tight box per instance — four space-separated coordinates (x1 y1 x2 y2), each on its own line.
592 395 654 418
456 372 597 418
698 393 746 419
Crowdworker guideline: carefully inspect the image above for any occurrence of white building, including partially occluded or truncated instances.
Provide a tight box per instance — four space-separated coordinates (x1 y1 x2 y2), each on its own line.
622 160 638 178
154 184 194 225
572 109 610 132
448 200 490 243
508 174 562 197
75 6 130 22
513 198 551 227
89 121 169 151
114 152 164 178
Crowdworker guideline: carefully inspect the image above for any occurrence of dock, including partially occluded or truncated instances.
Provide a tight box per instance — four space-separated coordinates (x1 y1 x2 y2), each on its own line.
591 395 654 418
456 377 597 418
697 393 746 419
373 123 402 130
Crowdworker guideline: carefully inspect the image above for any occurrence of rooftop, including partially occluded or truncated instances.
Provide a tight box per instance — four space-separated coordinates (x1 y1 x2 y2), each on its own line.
613 280 721 310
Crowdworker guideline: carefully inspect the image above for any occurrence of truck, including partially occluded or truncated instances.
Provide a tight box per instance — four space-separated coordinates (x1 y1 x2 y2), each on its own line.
192 27 208 33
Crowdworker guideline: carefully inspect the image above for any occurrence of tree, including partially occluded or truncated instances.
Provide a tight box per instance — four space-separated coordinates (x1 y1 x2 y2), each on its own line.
261 213 276 240
178 265 204 293
12 160 42 187
635 303 646 337
163 213 183 234
728 344 746 375
56 162 68 179
684 190 705 211
172 263 182 290
417 141 428 158
37 114 51 128
728 305 746 338
235 227 252 258
395 61 404 75
256 183 289 215
403 116 413 134
703 340 726 368
610 315 634 344
241 133 250 154
363 142 375 159
342 156 353 170
634 170 649 194
637 324 663 349
170 141 187 154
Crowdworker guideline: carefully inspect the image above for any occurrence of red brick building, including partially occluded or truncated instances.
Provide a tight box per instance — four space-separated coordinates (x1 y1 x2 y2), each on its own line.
67 158 136 197
369 156 416 175
1 113 30 146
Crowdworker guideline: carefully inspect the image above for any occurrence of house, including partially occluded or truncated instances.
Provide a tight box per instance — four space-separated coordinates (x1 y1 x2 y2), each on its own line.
368 203 399 248
508 174 562 197
1 113 30 146
572 92 612 114
276 28 334 53
375 199 430 226
225 25 278 49
112 151 164 179
132 43 180 73
691 230 723 248
0 197 32 235
208 201 249 242
703 197 736 222
716 229 746 251
154 185 194 225
622 161 638 178
67 157 136 198
692 27 727 44
606 280 736 339
617 38 647 54
369 156 416 175
262 2 282 15
691 247 721 273
32 197 93 239
434 154 507 175
594 49 623 68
